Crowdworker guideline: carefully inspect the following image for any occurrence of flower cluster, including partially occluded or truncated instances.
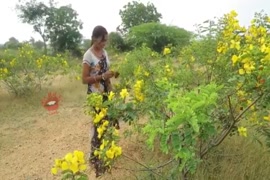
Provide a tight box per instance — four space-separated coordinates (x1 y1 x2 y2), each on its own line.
94 140 122 167
163 47 171 55
85 91 126 175
133 80 144 102
0 67 8 80
217 10 270 77
216 10 270 126
51 150 87 179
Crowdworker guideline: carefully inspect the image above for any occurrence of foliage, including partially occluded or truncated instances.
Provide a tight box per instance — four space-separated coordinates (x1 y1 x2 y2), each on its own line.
108 32 129 52
126 22 192 53
118 1 162 33
16 0 83 54
0 43 69 96
46 5 83 54
83 86 139 177
114 10 270 178
3 37 22 49
51 150 88 180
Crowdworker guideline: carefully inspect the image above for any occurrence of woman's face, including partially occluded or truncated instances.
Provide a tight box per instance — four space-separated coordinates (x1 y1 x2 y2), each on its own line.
94 35 108 49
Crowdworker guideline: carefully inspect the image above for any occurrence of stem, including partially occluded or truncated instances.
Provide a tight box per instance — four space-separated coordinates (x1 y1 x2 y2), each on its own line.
122 154 173 178
200 94 263 158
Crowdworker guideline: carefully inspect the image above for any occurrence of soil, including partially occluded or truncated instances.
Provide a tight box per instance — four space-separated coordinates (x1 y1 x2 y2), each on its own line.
0 78 149 180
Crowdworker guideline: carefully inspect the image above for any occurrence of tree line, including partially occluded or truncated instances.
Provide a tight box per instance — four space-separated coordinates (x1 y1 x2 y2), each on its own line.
2 0 192 56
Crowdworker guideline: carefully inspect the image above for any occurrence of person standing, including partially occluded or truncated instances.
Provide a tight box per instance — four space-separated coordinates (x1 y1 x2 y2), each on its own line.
81 25 114 176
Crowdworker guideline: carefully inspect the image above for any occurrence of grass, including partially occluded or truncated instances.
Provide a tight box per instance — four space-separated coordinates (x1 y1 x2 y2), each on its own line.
1 64 270 180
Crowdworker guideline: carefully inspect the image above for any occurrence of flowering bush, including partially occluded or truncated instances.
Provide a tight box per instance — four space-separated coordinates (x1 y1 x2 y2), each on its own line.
0 43 69 96
51 150 88 180
114 10 270 178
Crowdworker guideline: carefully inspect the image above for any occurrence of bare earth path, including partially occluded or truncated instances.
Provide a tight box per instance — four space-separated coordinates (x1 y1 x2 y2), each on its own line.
0 77 147 180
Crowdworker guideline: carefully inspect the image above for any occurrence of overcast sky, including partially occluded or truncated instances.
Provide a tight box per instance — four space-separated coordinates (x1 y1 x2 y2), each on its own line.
0 0 269 44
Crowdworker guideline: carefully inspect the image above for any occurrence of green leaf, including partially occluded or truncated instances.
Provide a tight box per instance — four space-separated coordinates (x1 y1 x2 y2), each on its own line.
160 134 169 154
76 174 88 180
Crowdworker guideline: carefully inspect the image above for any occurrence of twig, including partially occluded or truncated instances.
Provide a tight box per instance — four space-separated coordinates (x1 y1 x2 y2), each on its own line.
122 154 174 177
200 94 263 158
234 94 262 122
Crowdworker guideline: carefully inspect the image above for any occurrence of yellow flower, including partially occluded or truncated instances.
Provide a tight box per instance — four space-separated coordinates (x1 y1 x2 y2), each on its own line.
120 88 129 99
230 40 240 50
94 150 100 156
238 126 247 137
106 149 114 159
236 90 245 97
113 129 119 136
3 68 8 74
97 126 105 139
79 164 87 171
163 47 171 55
76 76 81 80
238 69 245 75
263 115 270 121
51 167 58 175
102 120 109 127
74 150 85 163
108 91 115 101
54 159 62 168
65 153 73 162
70 162 79 174
191 56 195 62
144 71 150 77
231 55 238 65
61 161 69 170
114 146 122 157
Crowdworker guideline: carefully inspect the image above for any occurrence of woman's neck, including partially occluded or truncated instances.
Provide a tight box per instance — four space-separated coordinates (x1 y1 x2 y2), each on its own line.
91 45 102 52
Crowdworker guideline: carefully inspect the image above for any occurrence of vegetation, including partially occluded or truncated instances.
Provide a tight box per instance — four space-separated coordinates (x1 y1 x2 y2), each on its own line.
118 1 162 33
16 0 83 55
1 0 270 179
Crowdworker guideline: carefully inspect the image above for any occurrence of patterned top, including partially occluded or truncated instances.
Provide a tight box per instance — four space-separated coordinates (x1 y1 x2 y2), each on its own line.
82 48 110 94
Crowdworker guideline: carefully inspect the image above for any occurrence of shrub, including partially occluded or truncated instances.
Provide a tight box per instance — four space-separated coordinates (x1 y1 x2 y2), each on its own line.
126 22 192 53
0 43 70 97
108 32 129 52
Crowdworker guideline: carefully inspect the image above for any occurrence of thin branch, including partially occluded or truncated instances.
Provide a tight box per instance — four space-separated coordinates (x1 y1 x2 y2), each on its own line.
122 154 174 177
228 95 235 121
200 94 263 158
234 94 262 122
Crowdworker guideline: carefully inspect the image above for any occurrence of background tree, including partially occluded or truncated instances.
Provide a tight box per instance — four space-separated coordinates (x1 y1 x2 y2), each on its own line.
46 5 83 54
3 37 21 49
127 22 192 52
16 0 83 55
119 1 162 33
16 0 51 54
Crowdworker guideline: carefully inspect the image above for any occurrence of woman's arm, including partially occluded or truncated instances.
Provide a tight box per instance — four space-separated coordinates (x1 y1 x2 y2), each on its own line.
82 63 103 84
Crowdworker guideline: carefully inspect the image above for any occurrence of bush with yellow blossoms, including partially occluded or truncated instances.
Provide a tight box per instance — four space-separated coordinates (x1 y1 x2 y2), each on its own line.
51 150 88 180
83 85 140 177
0 43 70 96
112 10 270 179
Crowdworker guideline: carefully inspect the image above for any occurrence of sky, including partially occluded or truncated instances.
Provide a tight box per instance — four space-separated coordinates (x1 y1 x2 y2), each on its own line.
0 0 269 44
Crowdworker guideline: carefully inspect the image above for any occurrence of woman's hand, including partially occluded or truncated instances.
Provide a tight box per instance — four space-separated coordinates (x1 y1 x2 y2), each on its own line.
103 71 114 79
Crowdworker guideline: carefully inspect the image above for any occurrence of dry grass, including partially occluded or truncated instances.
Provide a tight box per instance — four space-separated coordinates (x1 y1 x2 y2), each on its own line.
1 75 270 180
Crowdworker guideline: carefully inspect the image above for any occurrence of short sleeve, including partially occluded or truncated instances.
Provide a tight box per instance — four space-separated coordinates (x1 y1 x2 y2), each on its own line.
82 50 94 67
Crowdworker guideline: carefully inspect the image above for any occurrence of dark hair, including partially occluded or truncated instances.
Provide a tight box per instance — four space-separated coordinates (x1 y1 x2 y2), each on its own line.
91 25 108 45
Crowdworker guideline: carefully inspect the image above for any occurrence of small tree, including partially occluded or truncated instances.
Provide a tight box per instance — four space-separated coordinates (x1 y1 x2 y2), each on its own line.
16 0 51 54
119 1 162 33
4 37 21 49
16 0 83 54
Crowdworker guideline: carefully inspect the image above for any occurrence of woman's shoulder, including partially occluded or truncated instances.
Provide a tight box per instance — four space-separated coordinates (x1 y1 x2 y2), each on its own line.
83 48 92 58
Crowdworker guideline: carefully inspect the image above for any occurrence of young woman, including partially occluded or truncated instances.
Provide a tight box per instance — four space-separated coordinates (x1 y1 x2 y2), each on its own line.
81 25 114 176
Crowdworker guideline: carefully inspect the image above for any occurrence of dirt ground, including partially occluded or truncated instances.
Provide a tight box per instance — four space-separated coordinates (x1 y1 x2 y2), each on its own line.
0 77 153 180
